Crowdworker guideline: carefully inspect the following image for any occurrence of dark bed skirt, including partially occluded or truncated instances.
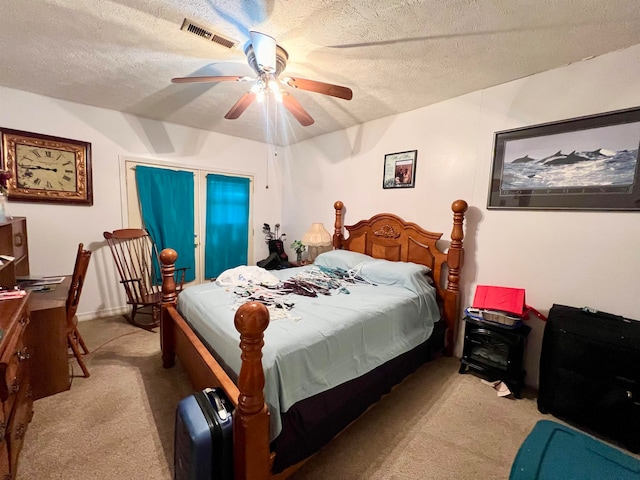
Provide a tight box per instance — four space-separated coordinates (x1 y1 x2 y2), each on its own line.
182 309 445 474
271 320 445 472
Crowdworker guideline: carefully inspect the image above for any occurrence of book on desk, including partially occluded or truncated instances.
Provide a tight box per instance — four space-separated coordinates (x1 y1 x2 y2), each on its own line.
17 276 65 292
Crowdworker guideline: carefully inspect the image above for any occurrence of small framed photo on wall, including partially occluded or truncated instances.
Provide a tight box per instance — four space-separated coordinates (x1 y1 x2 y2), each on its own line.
383 150 417 189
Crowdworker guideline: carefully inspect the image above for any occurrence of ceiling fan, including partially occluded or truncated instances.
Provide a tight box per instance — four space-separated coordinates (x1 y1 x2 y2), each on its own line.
171 31 353 126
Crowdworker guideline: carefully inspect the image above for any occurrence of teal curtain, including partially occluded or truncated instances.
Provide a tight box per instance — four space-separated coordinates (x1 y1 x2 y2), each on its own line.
135 165 196 282
205 174 250 279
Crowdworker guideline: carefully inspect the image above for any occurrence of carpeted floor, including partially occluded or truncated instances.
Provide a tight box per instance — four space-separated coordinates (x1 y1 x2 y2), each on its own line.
18 315 550 479
18 316 192 480
290 355 545 480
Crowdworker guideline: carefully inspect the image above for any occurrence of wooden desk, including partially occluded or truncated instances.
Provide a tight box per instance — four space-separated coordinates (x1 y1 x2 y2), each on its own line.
25 276 71 400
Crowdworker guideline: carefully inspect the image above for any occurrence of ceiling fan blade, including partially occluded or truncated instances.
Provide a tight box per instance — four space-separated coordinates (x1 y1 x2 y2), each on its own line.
224 92 257 119
285 77 353 101
282 93 314 126
171 75 250 84
249 31 277 73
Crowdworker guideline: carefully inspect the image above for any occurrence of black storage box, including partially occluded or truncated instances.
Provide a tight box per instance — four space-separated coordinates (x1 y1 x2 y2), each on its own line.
538 304 640 452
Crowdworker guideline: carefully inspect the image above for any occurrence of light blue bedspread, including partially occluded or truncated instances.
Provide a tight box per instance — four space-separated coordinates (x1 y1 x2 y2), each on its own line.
177 261 440 440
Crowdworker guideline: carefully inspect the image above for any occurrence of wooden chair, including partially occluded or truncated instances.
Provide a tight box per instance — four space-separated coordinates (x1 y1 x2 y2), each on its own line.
66 243 92 378
103 228 187 330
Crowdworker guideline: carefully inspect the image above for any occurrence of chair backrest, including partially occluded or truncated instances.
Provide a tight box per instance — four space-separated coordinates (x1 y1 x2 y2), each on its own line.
103 229 161 304
66 243 92 325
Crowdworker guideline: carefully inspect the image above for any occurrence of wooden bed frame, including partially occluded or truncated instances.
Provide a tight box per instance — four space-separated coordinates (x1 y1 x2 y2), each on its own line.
159 199 468 479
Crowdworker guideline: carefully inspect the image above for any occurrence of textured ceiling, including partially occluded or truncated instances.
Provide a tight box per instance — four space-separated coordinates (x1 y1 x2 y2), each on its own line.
2 0 640 146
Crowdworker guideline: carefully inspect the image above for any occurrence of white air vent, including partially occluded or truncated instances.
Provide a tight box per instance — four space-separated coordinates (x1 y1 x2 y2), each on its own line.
180 18 239 50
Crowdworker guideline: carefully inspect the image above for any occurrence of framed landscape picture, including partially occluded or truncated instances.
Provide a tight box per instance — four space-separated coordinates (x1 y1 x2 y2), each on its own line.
488 107 640 210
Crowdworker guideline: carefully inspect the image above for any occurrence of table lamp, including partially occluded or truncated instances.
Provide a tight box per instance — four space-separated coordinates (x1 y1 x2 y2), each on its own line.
301 223 332 262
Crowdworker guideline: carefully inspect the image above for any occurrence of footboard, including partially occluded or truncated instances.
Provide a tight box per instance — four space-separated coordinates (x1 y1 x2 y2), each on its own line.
160 249 272 480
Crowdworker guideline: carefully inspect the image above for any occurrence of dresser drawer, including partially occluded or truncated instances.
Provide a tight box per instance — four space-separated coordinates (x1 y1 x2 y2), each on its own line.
0 320 29 406
0 440 9 480
2 351 30 429
6 366 32 476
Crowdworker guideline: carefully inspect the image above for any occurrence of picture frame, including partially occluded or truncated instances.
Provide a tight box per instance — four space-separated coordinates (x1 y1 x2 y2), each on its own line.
0 127 93 205
383 150 417 189
488 107 640 210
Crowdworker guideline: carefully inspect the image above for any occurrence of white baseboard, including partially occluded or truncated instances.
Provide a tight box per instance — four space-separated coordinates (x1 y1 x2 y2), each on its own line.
77 306 129 322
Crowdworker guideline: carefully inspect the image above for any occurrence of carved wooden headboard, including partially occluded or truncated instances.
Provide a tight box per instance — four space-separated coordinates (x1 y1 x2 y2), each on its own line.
331 200 468 355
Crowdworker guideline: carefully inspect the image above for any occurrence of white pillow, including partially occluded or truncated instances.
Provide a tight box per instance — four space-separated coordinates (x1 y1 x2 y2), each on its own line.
313 249 373 270
358 258 433 294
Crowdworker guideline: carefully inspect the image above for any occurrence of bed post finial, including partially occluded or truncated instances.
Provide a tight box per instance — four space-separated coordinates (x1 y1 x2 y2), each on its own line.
234 302 271 480
443 200 468 356
447 199 467 291
333 200 344 249
159 248 178 369
160 248 178 305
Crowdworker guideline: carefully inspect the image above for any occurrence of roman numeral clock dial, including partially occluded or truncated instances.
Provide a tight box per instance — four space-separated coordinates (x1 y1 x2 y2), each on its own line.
0 128 93 205
16 145 77 192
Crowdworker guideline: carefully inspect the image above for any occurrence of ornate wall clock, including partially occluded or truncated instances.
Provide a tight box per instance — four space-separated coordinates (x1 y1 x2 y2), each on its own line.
0 127 93 205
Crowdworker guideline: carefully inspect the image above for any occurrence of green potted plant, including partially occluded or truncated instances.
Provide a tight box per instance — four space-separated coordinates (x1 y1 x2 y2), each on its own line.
290 240 306 262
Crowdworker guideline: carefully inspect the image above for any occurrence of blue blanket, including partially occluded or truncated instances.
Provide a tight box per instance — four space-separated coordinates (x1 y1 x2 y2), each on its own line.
178 262 439 440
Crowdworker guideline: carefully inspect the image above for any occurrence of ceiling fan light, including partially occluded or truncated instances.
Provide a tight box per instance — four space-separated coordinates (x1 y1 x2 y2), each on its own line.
175 28 345 126
267 79 280 93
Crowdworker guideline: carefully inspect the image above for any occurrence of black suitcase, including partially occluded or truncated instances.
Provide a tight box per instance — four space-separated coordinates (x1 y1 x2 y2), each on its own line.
174 387 234 480
538 304 640 452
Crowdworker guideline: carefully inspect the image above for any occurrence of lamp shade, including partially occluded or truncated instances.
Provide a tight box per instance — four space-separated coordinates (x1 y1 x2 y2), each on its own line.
302 223 332 262
302 223 332 246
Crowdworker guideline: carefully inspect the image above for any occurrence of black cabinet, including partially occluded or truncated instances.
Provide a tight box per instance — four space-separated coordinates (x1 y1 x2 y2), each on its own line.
538 304 640 452
459 316 530 398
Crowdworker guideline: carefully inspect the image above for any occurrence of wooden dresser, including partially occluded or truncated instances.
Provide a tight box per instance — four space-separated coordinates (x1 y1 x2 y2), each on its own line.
0 219 33 479
0 296 32 480
0 217 72 478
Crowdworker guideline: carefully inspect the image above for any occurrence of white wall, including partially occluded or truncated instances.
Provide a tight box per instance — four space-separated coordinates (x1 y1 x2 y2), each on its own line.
284 44 640 386
0 87 283 319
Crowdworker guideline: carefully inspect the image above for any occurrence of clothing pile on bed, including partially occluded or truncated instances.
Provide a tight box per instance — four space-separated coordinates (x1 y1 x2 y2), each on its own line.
215 263 374 318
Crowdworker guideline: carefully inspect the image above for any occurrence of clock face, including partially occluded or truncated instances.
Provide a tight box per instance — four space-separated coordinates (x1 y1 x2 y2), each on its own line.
15 144 77 192
0 128 92 205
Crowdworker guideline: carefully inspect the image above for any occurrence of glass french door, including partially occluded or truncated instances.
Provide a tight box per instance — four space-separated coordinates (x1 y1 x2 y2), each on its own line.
123 158 253 284
204 174 251 279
